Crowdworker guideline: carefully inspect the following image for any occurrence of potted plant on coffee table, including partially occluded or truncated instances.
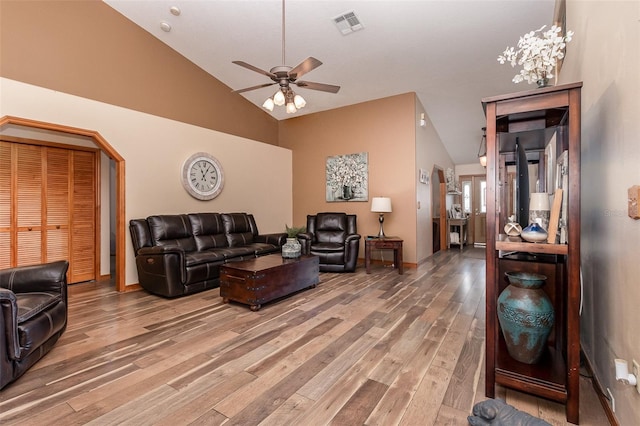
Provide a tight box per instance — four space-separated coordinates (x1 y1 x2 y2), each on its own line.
282 225 305 258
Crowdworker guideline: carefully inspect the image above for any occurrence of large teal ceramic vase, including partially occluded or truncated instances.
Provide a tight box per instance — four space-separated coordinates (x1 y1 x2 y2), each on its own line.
497 272 554 364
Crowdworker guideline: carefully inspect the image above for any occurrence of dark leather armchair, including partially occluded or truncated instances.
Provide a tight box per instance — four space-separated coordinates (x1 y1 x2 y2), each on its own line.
0 261 69 389
298 213 361 272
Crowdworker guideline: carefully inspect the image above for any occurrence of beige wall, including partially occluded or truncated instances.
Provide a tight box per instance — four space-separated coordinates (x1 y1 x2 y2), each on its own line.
280 93 453 265
560 2 640 424
0 0 278 146
0 0 290 287
415 98 455 262
0 78 292 286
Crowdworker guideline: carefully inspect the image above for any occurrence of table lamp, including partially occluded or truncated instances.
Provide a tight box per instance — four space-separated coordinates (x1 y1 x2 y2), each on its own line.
371 197 392 238
529 192 550 231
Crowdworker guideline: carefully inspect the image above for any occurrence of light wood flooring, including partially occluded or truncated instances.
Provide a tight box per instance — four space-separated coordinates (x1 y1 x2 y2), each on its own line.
0 248 609 425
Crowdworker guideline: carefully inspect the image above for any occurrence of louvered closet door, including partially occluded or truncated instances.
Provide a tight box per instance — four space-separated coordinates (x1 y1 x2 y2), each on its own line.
1 140 97 283
70 150 95 282
0 142 10 269
16 144 43 266
46 148 70 264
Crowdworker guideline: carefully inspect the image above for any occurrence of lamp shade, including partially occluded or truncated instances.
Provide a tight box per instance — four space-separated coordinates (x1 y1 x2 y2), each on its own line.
262 97 275 111
371 197 392 213
273 90 285 106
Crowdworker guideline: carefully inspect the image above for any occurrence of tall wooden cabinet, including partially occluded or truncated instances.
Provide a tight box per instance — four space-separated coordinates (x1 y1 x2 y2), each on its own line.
482 82 582 424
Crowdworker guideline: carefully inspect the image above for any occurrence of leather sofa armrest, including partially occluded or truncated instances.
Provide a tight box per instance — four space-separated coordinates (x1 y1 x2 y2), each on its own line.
297 232 314 241
0 288 20 359
297 232 314 255
135 245 187 291
344 234 362 271
0 261 68 295
345 234 362 243
255 233 287 246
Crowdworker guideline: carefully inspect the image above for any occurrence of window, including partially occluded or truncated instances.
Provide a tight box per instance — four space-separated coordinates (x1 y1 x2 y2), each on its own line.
462 181 472 214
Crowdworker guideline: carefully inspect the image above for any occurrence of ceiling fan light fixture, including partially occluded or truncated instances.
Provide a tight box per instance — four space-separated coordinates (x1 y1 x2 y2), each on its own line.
286 101 297 114
232 0 340 111
273 90 285 106
262 97 275 111
294 94 306 109
478 127 488 168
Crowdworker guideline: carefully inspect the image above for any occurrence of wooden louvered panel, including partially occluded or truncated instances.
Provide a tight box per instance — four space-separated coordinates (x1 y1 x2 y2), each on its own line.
45 147 70 265
17 229 42 266
0 143 10 268
16 145 42 228
70 225 94 281
0 232 9 269
70 150 96 283
0 142 10 229
46 228 69 263
46 148 70 226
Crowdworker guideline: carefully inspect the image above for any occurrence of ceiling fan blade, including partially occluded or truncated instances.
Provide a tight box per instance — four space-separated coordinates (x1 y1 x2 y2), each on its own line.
232 61 276 79
289 57 323 80
295 80 341 94
232 82 276 94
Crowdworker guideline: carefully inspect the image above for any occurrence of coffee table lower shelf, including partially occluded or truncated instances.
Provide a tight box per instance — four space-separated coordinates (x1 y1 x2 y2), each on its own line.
220 254 319 311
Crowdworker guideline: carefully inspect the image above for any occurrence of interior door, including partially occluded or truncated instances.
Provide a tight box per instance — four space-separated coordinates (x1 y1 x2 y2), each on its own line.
474 176 487 245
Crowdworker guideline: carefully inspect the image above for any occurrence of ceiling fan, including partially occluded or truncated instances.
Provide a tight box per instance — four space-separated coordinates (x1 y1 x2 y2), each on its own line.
232 0 340 113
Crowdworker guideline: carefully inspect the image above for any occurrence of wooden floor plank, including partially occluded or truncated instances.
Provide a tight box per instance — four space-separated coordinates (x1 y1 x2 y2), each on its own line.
0 248 610 426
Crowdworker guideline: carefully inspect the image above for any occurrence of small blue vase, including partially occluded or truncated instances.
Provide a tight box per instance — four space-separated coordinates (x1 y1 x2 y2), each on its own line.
497 272 554 364
520 222 548 243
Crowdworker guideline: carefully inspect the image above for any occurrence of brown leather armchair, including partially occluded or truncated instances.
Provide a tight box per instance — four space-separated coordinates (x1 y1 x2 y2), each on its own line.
297 213 361 272
0 261 69 389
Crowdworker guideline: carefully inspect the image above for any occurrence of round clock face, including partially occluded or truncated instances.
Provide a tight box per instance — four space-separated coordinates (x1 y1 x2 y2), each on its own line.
181 152 224 200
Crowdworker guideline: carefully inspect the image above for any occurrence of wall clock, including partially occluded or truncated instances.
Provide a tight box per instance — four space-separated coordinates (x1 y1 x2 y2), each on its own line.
181 152 224 200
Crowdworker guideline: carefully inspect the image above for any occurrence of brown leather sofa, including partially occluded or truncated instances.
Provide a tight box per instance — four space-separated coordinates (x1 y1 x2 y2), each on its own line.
0 260 69 390
129 213 286 298
297 212 361 272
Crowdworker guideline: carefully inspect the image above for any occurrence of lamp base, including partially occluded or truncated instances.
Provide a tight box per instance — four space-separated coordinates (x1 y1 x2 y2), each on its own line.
377 213 386 238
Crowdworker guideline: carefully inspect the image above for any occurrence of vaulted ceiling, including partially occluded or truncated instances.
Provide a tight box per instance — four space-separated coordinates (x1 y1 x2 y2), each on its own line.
104 0 557 164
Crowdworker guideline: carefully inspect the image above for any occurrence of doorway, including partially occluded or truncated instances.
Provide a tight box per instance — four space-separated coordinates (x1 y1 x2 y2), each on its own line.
460 174 486 246
0 116 126 291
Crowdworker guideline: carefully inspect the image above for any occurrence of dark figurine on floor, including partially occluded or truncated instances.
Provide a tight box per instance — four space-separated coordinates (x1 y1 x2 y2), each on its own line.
468 399 551 426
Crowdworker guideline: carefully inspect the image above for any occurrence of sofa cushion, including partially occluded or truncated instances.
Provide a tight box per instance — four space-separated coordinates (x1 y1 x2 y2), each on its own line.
248 242 280 256
222 213 255 247
188 213 228 251
148 215 197 252
184 250 227 267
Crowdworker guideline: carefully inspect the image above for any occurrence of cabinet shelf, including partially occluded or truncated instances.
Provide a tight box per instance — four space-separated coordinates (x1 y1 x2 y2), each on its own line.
495 337 568 402
496 234 568 255
483 82 582 424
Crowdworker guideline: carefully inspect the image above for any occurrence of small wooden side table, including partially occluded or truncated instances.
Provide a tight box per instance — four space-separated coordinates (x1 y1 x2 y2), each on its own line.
365 237 403 275
447 218 468 252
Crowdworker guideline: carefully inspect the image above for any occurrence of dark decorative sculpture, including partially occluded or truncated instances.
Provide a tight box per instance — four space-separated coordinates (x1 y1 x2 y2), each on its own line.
468 399 551 426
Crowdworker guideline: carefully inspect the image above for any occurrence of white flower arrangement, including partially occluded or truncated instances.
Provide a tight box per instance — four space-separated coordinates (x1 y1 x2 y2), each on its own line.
498 25 574 85
326 153 367 191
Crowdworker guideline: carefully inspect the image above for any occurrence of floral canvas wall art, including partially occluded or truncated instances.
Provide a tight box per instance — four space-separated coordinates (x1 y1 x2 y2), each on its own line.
326 152 368 202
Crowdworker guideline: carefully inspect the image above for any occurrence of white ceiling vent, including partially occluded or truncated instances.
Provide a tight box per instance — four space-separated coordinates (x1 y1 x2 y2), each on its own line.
333 11 364 35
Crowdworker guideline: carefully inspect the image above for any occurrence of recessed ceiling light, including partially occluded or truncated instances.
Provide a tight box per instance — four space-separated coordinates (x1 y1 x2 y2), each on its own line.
160 22 172 32
170 6 181 16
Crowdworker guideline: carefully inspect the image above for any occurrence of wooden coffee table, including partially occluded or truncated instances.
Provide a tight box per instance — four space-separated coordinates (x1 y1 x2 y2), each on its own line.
220 254 319 311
